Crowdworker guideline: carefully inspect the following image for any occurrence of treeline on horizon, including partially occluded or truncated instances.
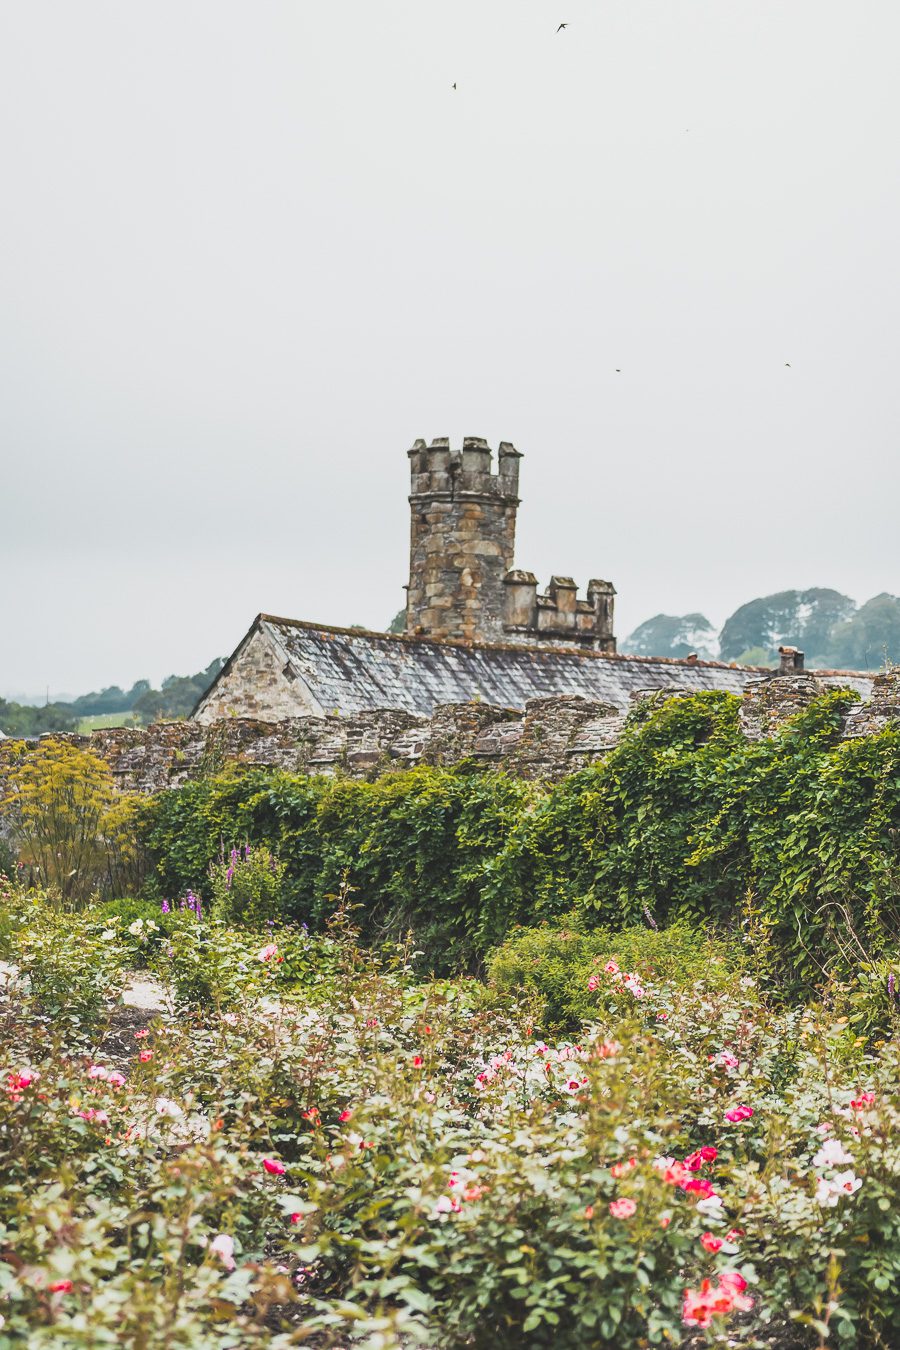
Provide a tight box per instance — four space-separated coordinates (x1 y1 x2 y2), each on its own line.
622 587 900 670
0 659 224 738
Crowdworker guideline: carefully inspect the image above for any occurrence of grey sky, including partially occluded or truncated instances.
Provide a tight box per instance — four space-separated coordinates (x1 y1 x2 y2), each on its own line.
2 0 898 697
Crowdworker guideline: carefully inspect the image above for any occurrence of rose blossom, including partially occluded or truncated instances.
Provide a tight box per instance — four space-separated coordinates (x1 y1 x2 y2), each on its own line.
812 1138 854 1169
724 1104 753 1123
155 1097 183 1118
209 1234 235 1270
695 1194 725 1218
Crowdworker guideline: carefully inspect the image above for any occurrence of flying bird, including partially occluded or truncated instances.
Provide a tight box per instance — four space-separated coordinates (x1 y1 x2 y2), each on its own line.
615 369 621 373
557 22 568 32
785 362 791 367
452 82 456 90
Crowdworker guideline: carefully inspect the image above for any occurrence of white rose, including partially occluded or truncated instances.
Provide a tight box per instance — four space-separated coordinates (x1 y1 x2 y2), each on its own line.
812 1139 854 1169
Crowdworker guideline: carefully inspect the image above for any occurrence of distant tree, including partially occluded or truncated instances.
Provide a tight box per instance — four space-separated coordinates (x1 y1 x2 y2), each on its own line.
133 659 225 724
70 685 127 716
388 609 406 634
734 647 775 669
0 699 77 737
620 613 717 660
131 690 168 723
1 662 225 736
719 589 856 664
69 679 153 716
826 594 900 670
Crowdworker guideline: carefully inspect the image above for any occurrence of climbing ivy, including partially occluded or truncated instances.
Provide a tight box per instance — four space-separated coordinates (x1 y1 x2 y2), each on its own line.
138 690 900 989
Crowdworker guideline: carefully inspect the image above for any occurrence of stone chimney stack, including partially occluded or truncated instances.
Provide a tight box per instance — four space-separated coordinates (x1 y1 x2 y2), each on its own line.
587 579 616 655
778 646 805 674
406 437 522 643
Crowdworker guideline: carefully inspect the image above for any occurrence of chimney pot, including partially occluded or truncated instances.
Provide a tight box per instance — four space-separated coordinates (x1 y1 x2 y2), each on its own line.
778 646 805 674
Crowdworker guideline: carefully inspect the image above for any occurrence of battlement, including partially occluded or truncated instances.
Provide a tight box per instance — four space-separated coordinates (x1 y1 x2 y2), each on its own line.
404 436 616 650
405 436 522 643
408 436 522 501
503 573 616 652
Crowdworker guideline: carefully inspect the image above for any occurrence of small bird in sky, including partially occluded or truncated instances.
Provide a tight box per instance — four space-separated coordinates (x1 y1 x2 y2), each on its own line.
452 82 457 90
785 362 791 367
557 22 568 32
615 368 621 373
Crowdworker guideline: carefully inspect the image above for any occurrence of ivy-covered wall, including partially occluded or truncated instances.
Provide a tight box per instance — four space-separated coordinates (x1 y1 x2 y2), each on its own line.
1 668 889 795
138 689 900 990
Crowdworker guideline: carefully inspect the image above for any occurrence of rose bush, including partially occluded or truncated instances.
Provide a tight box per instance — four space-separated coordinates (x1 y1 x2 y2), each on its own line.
0 886 899 1347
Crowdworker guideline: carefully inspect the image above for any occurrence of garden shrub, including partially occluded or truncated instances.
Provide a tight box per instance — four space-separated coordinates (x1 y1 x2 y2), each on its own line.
831 955 900 1044
209 844 286 926
3 892 127 1040
487 918 744 1030
0 740 144 903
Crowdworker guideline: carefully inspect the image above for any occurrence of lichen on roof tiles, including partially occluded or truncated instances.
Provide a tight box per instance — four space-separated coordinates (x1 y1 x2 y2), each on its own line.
195 616 874 724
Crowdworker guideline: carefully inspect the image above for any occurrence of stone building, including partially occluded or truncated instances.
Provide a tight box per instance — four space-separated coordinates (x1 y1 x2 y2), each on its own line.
193 438 872 725
405 436 615 650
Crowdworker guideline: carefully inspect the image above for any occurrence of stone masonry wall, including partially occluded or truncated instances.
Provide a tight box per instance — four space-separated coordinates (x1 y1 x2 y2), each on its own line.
196 625 322 722
2 675 898 796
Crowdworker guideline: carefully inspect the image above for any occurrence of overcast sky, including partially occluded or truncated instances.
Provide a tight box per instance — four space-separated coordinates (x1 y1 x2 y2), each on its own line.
2 1 899 697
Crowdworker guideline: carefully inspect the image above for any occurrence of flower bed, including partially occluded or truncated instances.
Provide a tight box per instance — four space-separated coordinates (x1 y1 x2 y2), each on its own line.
0 895 899 1347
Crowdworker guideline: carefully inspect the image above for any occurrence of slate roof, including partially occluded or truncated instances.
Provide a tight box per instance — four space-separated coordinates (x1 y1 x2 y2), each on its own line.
202 615 874 719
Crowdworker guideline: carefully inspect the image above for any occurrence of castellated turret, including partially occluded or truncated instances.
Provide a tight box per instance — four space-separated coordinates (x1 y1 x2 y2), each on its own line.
406 436 522 643
405 438 616 653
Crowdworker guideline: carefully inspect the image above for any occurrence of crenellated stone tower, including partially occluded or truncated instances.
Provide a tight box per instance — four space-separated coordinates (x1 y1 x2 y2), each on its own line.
405 437 617 652
406 436 521 643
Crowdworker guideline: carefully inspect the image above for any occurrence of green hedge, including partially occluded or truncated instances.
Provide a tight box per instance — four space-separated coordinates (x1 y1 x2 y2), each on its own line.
138 689 900 989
